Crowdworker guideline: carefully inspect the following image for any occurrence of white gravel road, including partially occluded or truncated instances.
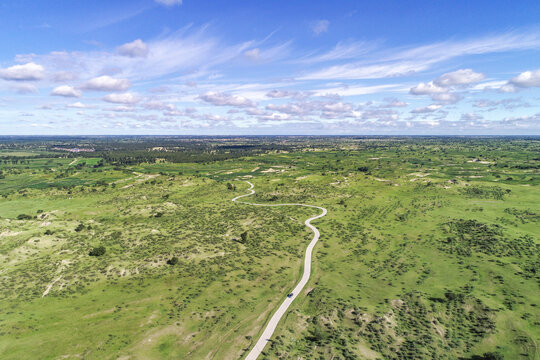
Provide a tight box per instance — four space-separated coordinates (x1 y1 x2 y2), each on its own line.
232 181 327 360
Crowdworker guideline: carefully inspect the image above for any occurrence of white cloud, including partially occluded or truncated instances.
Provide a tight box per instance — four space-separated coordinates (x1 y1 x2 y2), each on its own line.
461 113 483 121
110 106 135 112
473 98 526 110
103 92 140 104
311 20 329 35
411 104 442 113
431 92 461 104
67 102 90 109
509 69 540 88
434 69 485 87
264 99 356 119
502 113 540 128
410 82 447 95
51 85 82 98
258 112 291 122
0 62 45 81
322 102 352 113
245 108 265 116
381 98 407 107
266 103 311 116
117 39 149 58
410 69 481 104
155 0 182 5
84 75 131 91
266 90 313 99
199 92 256 107
267 90 294 98
499 83 517 93
143 101 176 111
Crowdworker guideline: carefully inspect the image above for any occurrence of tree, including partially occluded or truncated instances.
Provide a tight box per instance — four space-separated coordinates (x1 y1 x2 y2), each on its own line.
75 223 85 232
167 256 179 265
240 231 248 243
306 325 329 345
89 246 106 257
482 352 504 360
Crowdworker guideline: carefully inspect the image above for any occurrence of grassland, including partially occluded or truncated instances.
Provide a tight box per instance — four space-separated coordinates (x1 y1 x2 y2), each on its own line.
0 136 538 359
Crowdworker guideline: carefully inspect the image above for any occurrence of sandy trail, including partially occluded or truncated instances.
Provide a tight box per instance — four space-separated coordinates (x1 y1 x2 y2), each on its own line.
42 276 62 297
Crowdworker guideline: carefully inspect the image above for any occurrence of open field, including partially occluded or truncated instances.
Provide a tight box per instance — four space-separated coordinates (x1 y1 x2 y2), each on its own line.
0 136 538 359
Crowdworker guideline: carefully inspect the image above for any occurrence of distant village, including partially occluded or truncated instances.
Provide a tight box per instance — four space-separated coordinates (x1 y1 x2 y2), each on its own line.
51 147 95 153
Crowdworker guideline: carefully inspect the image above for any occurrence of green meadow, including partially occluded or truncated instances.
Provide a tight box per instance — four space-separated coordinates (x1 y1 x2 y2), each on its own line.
0 136 538 359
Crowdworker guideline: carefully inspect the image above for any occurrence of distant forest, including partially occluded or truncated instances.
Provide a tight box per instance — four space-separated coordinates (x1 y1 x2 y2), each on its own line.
0 135 538 166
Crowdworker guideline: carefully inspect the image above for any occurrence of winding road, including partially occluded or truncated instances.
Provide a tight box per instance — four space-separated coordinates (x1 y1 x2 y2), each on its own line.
232 181 327 360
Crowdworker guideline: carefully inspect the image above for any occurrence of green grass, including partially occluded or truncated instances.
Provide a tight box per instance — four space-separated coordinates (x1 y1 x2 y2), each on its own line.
0 137 538 359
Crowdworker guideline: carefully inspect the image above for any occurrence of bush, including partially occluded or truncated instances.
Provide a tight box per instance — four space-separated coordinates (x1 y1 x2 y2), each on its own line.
75 223 85 232
167 256 178 265
89 246 106 257
482 352 504 360
17 214 33 220
240 231 248 243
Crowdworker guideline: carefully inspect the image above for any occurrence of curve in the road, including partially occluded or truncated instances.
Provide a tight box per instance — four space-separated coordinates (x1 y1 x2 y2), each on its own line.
232 181 327 360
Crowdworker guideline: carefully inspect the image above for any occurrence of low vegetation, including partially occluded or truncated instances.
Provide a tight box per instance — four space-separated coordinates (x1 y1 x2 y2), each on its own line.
0 136 537 359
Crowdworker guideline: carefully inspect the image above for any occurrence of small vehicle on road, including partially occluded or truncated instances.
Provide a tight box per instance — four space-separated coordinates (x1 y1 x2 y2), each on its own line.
287 293 294 298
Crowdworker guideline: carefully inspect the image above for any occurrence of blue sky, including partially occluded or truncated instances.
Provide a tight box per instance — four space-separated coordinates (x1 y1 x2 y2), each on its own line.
1 0 540 135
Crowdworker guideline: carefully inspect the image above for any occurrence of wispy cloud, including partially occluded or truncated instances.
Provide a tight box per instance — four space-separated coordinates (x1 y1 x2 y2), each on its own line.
300 29 540 80
16 26 258 86
311 20 329 35
83 5 150 32
155 0 183 6
298 41 375 64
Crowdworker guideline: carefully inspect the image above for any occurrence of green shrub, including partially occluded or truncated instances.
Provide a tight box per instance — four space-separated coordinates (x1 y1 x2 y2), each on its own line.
89 246 106 257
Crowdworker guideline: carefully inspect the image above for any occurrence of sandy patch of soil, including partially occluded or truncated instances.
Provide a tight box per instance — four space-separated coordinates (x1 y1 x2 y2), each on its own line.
122 174 159 189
